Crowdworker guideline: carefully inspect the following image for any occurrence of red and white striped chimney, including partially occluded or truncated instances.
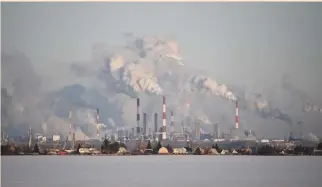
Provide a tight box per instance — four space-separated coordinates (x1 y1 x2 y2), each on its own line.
162 96 167 140
235 100 239 129
96 108 100 136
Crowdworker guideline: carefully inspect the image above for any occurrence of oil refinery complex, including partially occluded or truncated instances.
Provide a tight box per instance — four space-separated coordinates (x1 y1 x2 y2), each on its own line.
1 96 321 156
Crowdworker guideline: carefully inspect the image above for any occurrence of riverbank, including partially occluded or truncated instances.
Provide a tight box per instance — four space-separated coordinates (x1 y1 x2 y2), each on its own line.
2 152 321 156
2 140 322 156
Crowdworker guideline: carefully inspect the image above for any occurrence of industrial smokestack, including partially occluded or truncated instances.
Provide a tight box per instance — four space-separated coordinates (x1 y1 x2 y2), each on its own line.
117 128 120 141
68 107 73 136
159 127 163 141
143 112 147 136
169 110 175 139
125 129 129 139
162 96 167 140
96 108 100 137
180 120 185 141
170 110 175 129
154 113 158 133
131 127 135 138
136 98 140 135
186 117 191 132
235 100 239 129
28 125 32 149
289 131 293 140
195 122 200 140
71 133 75 150
214 123 219 139
148 128 152 137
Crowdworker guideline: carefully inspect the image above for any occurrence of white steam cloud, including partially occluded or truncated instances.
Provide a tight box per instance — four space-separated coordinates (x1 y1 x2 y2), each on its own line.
2 34 322 139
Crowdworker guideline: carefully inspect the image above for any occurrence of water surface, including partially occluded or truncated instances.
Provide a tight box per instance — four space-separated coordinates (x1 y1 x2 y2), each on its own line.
1 156 321 187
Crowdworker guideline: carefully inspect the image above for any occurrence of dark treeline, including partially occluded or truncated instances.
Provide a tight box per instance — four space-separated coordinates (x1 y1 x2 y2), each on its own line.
1 143 83 155
2 141 322 156
100 139 126 154
256 144 319 156
1 143 41 155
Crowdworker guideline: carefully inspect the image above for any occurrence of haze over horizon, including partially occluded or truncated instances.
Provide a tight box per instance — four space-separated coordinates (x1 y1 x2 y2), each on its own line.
1 3 322 139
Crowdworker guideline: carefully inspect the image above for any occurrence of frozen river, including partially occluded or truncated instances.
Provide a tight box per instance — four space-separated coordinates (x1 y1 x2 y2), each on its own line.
1 156 321 187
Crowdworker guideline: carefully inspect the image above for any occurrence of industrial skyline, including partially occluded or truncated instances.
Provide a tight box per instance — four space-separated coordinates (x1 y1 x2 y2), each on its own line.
2 3 322 140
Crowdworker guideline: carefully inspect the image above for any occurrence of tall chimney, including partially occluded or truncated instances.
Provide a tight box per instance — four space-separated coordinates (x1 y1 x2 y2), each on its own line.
28 125 32 149
159 127 163 141
169 110 175 139
170 110 175 130
195 122 200 140
162 96 167 140
154 113 158 133
235 100 239 129
131 127 135 138
71 133 75 150
214 123 219 139
136 98 140 135
116 128 120 141
181 120 184 133
148 128 152 137
187 117 191 132
143 112 147 136
96 108 100 137
125 129 129 139
68 107 73 136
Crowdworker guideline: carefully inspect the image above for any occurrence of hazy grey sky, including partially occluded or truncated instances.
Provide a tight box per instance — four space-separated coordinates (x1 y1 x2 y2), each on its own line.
2 3 322 98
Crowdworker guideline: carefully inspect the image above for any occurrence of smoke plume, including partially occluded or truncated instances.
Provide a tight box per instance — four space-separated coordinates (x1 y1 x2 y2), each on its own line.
2 34 322 139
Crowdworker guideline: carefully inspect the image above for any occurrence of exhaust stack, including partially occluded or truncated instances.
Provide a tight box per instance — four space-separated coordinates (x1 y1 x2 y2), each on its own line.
136 98 140 136
214 123 219 139
170 110 175 130
71 133 75 150
96 108 100 137
154 113 158 133
131 127 135 139
68 107 73 135
143 112 147 136
28 125 32 149
235 100 239 129
181 120 184 134
162 96 167 140
159 127 163 141
170 110 175 139
195 122 200 140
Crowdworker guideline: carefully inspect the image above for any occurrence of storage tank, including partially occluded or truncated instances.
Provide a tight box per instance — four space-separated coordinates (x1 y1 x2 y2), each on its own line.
53 135 61 142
